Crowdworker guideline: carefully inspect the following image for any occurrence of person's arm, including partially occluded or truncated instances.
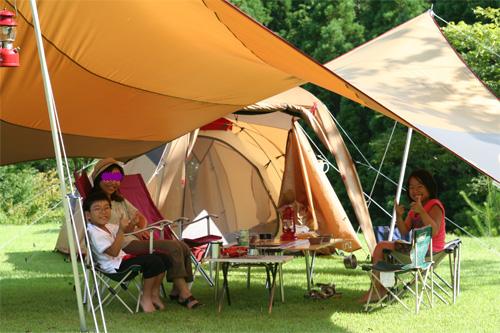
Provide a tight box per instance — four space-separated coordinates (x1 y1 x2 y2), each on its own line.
123 200 149 238
395 202 411 236
104 219 129 257
410 197 443 236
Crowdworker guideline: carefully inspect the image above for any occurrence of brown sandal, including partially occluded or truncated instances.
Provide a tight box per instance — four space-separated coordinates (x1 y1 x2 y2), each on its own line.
178 295 202 309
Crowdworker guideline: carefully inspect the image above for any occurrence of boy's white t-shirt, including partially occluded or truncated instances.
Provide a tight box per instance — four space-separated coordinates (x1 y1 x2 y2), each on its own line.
88 223 127 273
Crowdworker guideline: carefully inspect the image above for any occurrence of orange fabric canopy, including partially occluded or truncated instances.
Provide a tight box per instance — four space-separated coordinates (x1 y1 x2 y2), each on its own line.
1 0 381 165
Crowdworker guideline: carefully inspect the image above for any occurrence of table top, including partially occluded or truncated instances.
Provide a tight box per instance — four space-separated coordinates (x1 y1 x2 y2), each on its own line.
254 239 344 251
207 255 294 264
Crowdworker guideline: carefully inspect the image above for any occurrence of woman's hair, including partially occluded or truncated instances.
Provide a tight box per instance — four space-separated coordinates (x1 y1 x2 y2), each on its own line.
406 169 438 201
90 163 125 202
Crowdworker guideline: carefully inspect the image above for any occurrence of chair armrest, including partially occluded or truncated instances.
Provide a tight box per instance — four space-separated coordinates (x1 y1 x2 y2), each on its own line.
125 220 174 235
444 239 461 253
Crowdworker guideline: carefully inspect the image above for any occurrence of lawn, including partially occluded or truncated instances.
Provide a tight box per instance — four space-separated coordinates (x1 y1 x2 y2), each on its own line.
1 223 499 333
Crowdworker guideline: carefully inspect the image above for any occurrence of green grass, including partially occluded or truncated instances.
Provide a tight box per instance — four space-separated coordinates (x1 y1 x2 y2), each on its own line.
1 223 499 333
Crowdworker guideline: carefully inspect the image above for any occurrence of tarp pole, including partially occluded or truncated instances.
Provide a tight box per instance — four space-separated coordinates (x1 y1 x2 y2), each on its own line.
388 127 413 241
29 0 87 331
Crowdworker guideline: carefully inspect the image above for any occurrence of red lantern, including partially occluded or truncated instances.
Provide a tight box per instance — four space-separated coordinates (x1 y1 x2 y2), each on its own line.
280 204 297 241
0 9 20 67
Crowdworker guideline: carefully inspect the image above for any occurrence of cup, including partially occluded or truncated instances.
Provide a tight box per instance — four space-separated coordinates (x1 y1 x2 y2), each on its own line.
248 248 259 256
239 230 249 246
211 241 222 259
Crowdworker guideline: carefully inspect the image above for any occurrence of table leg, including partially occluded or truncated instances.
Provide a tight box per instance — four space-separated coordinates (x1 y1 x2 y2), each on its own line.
279 262 284 303
265 266 271 289
217 263 230 313
247 266 251 289
223 263 231 306
214 262 220 302
304 250 311 291
310 250 317 286
268 263 278 314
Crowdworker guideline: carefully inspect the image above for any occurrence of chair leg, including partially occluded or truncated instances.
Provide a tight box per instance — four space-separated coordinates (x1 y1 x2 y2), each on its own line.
415 271 419 314
135 278 143 313
191 253 215 287
454 245 461 302
364 272 409 312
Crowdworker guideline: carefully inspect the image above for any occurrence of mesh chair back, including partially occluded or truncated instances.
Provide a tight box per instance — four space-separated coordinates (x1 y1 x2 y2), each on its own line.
409 226 432 268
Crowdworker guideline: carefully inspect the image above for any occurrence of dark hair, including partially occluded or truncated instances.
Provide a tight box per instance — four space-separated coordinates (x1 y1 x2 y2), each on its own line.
91 163 125 202
83 192 112 212
406 169 438 201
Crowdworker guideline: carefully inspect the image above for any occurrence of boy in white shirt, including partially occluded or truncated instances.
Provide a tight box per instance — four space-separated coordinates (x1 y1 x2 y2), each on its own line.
84 192 167 313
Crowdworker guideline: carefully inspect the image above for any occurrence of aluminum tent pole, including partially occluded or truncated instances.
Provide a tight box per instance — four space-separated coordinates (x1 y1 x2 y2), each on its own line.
28 0 87 331
388 127 413 241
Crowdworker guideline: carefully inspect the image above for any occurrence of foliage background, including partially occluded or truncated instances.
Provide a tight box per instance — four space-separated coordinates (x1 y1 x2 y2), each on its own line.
0 0 498 236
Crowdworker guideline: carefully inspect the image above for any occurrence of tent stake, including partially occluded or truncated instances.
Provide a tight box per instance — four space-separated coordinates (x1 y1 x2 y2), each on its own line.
388 127 413 241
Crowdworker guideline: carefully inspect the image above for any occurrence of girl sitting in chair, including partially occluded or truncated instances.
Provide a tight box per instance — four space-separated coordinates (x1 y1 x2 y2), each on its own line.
359 169 445 303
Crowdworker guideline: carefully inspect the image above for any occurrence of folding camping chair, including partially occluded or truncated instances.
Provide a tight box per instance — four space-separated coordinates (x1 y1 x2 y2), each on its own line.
86 261 143 314
388 238 462 304
120 174 222 286
74 170 221 287
362 226 434 314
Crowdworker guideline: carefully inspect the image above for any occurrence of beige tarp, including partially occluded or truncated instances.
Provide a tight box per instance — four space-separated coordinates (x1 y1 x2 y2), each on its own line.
326 11 500 181
1 0 382 165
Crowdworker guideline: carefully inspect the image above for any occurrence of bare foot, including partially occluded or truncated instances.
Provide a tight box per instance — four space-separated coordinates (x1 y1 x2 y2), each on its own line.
152 297 165 310
140 299 156 313
178 295 202 309
357 291 372 304
357 290 385 304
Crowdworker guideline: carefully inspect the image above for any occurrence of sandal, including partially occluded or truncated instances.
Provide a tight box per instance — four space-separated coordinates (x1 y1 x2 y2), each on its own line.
178 295 202 309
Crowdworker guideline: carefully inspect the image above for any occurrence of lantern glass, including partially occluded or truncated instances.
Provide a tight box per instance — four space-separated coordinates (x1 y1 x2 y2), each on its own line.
0 26 16 43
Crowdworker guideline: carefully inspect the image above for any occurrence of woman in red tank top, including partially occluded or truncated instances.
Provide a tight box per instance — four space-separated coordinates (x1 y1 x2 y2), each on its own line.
359 169 445 303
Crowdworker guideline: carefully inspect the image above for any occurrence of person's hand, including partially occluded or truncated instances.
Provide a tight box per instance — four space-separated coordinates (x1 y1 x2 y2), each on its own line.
119 216 130 232
410 195 424 215
130 211 141 227
138 230 150 240
395 202 405 218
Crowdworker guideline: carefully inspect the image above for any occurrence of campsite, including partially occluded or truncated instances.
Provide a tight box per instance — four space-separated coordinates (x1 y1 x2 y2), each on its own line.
1 1 499 332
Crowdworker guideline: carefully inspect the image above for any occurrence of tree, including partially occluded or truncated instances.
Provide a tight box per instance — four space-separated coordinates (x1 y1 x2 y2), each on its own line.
460 178 500 236
357 0 428 40
431 0 499 24
443 6 499 94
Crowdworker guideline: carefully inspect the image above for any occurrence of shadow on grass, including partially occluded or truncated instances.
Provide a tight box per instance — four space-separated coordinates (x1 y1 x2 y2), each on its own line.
0 275 358 333
1 251 362 332
3 250 72 276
